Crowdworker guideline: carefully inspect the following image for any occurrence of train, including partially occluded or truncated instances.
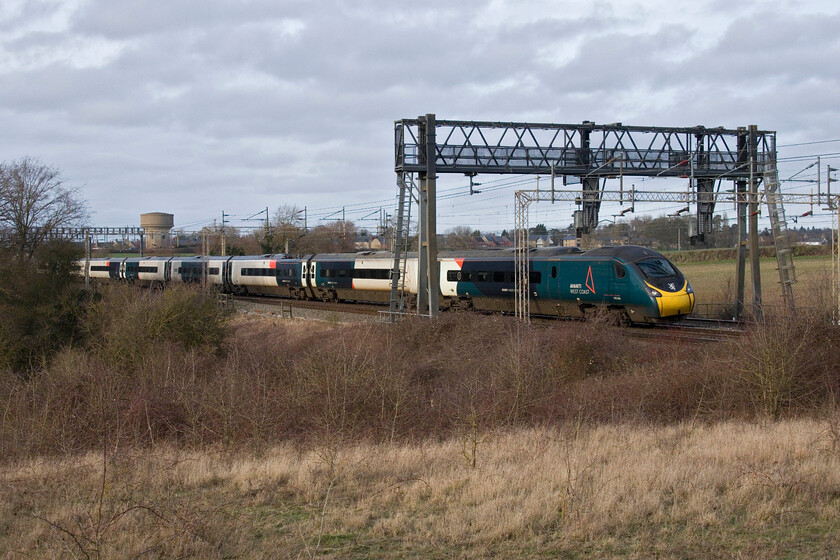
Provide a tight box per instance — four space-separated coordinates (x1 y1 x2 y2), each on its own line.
79 245 694 323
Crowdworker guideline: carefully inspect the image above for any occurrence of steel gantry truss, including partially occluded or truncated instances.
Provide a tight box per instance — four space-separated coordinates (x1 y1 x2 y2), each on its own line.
393 115 778 318
512 187 838 322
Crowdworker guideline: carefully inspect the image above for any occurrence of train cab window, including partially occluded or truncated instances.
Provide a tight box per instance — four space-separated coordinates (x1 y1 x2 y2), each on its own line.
614 262 626 279
636 258 677 278
551 266 557 279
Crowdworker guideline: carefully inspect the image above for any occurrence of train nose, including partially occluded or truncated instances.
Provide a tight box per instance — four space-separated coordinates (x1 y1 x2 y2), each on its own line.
658 292 695 317
655 281 695 317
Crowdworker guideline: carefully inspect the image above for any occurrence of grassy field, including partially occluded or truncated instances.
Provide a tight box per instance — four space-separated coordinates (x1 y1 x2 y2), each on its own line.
679 255 835 313
3 420 839 559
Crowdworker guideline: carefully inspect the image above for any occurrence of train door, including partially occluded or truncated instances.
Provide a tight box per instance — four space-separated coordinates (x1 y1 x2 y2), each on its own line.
223 260 232 291
611 259 628 303
301 256 316 299
164 260 172 282
300 258 308 289
546 261 562 301
308 260 317 298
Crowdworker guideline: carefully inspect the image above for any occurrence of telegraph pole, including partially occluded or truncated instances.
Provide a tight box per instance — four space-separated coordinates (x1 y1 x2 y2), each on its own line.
220 211 228 256
201 227 208 292
84 230 91 289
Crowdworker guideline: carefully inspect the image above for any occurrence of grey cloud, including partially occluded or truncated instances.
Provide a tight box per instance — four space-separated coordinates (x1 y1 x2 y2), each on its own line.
1 0 838 227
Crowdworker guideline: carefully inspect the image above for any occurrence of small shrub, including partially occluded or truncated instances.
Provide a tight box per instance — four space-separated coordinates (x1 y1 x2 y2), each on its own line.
728 314 835 419
83 284 230 368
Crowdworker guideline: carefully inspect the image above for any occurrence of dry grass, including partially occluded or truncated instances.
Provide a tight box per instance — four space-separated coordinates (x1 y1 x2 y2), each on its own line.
2 283 840 557
2 419 839 559
2 308 838 462
679 254 834 312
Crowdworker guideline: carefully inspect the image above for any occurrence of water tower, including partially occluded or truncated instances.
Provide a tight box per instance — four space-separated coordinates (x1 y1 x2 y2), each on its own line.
140 212 174 248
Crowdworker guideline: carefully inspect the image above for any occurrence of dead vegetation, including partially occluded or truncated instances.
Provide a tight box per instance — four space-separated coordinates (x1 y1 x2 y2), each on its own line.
1 284 840 557
2 420 839 559
2 291 839 458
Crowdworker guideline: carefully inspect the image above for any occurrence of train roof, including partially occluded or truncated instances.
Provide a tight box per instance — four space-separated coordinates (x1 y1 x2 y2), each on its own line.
581 245 667 261
305 247 585 260
226 254 290 260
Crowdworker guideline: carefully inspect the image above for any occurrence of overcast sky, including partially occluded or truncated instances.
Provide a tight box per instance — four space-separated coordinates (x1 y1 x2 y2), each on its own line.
2 0 839 234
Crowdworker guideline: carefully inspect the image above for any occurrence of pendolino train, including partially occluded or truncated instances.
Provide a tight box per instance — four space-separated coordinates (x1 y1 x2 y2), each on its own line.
80 245 694 323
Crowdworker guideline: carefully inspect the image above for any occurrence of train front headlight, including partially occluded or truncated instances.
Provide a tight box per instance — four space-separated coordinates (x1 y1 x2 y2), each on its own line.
648 287 662 298
686 282 694 294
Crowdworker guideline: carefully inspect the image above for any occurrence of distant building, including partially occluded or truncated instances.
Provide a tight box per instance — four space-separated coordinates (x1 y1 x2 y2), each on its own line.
140 212 174 248
474 234 513 248
528 234 553 248
355 235 388 250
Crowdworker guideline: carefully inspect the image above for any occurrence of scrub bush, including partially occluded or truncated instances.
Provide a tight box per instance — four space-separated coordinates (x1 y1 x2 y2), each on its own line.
0 240 87 373
82 283 230 368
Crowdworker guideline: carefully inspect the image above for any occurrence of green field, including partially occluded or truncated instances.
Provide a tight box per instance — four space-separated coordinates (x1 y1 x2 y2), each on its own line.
679 255 835 313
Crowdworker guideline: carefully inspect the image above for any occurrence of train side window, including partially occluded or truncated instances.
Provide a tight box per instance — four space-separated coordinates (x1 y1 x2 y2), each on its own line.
551 266 557 279
614 262 626 279
529 271 542 284
477 271 488 282
494 271 505 282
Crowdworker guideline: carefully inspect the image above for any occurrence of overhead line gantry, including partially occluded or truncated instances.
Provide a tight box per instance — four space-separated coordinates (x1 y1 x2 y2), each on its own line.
392 115 787 320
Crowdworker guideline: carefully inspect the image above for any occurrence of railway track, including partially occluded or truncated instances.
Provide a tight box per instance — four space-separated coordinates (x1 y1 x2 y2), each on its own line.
230 295 743 341
630 323 743 343
232 295 383 321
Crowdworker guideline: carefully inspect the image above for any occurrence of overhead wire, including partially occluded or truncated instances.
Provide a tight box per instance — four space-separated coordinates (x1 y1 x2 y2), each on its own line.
193 136 840 234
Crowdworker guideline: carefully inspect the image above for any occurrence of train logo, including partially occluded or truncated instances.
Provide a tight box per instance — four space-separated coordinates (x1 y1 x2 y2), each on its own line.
585 266 596 294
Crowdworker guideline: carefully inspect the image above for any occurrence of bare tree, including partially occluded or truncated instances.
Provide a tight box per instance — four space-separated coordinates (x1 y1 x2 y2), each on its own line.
297 221 357 254
253 204 306 253
0 157 89 260
443 226 475 249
